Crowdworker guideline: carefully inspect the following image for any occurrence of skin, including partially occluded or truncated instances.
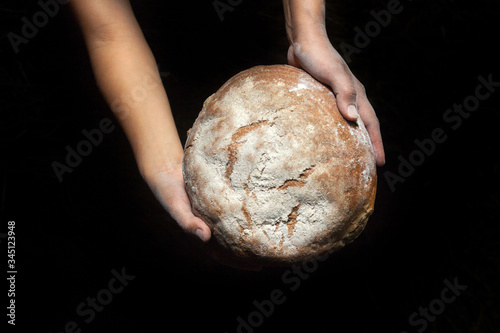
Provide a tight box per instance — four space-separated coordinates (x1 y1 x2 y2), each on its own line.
283 0 385 166
71 0 385 252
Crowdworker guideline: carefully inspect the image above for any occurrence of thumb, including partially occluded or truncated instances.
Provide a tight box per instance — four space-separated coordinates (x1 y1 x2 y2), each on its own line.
326 66 359 121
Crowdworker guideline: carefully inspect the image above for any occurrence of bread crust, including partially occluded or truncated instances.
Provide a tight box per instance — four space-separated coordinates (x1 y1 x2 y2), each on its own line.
183 65 376 265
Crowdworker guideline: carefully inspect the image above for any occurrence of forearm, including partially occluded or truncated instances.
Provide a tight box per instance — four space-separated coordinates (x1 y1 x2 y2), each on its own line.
283 0 327 43
71 0 183 179
89 41 183 176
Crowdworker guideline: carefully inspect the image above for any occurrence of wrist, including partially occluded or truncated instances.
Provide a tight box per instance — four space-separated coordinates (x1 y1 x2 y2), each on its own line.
136 135 184 184
285 0 327 44
139 152 184 185
291 21 328 48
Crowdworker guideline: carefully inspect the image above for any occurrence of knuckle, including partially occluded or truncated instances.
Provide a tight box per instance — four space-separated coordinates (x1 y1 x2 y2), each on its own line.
336 80 357 102
335 81 356 98
341 87 357 102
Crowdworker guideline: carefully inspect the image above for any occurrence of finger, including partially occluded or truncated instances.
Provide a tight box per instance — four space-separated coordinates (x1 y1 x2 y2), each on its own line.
169 199 212 242
325 62 359 121
355 85 386 166
150 171 212 242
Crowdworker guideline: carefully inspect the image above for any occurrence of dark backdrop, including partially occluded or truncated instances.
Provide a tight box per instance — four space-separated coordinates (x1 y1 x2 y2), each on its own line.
1 0 499 332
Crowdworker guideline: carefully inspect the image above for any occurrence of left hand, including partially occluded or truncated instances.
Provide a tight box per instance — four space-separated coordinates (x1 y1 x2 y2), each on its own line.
143 163 212 242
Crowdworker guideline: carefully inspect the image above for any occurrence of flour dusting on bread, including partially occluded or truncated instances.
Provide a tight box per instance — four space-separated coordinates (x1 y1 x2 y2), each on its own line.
183 65 376 264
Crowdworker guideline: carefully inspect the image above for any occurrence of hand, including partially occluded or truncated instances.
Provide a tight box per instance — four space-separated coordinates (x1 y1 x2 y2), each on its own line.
144 163 262 270
287 35 386 166
145 164 212 242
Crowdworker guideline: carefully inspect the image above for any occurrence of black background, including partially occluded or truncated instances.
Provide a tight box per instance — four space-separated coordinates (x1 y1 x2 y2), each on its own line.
1 0 499 332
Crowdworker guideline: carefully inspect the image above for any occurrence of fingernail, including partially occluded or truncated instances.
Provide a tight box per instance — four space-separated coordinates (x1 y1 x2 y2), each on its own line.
195 228 207 242
347 105 359 119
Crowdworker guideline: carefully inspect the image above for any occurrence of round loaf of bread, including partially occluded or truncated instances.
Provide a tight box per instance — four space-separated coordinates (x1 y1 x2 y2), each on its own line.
183 65 376 265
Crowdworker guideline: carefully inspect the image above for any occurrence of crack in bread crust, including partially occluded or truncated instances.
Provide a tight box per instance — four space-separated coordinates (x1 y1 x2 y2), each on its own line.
225 120 271 183
286 203 301 236
241 202 252 227
274 165 316 191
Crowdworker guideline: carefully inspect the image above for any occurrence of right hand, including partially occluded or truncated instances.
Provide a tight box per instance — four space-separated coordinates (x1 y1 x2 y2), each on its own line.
287 37 385 166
